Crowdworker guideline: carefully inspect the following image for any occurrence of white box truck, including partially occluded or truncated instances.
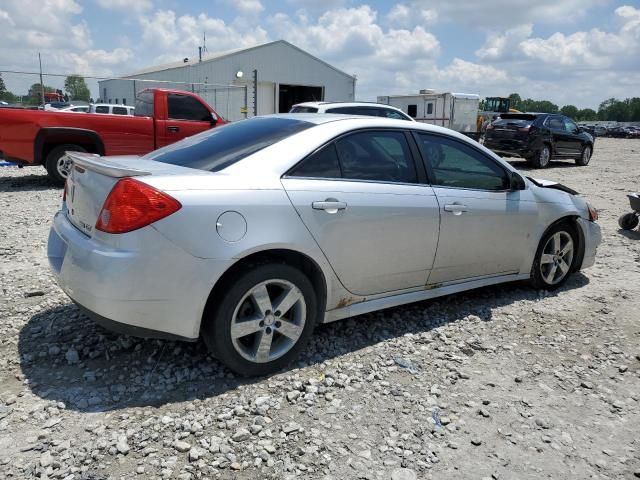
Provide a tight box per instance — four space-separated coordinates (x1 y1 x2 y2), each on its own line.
377 90 480 134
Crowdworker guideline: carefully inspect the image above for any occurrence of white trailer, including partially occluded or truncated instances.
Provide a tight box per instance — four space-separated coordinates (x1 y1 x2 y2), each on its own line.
377 90 480 133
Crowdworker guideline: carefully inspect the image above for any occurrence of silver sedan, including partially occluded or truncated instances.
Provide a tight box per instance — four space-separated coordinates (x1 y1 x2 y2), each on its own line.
48 114 601 375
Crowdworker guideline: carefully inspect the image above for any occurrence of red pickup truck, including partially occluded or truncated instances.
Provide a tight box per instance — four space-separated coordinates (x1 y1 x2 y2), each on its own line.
0 88 226 184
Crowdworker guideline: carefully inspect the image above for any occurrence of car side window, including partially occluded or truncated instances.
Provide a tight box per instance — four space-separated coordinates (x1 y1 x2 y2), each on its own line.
563 118 578 133
416 133 509 191
289 144 342 179
112 107 128 115
548 116 564 130
336 131 418 183
382 109 408 120
168 94 211 121
95 106 109 114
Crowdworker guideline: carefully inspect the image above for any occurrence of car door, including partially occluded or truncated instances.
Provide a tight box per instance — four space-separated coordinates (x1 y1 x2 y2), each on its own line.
157 93 215 148
281 129 441 296
546 115 572 155
413 132 537 285
562 117 583 155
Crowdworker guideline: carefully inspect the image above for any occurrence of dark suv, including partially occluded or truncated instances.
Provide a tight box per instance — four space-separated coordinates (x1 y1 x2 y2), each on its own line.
484 113 594 168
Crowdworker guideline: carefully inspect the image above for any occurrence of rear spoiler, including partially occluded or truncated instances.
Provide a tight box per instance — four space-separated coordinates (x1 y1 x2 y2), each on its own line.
66 151 150 178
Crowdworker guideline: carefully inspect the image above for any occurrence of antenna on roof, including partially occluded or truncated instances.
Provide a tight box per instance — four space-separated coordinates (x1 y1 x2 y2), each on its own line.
198 32 207 63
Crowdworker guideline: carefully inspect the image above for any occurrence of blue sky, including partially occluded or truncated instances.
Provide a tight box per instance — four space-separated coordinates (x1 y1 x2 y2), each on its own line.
1 0 639 108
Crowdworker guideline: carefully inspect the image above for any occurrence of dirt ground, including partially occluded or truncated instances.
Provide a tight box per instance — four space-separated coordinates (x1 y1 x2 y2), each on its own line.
0 137 639 480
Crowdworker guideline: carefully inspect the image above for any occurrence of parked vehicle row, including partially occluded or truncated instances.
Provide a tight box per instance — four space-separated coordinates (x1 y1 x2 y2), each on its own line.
484 113 594 168
48 114 602 376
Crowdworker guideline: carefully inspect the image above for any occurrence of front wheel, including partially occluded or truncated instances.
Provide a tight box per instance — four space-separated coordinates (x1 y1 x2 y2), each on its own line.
575 145 592 166
530 224 578 290
202 263 317 376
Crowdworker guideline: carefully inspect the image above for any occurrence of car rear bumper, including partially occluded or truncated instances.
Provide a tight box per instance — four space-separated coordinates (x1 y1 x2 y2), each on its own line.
577 217 601 270
484 138 531 158
48 210 226 340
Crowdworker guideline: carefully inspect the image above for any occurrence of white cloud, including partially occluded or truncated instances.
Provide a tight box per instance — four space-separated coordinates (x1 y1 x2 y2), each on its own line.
476 24 532 60
231 0 265 14
96 0 152 12
387 4 437 27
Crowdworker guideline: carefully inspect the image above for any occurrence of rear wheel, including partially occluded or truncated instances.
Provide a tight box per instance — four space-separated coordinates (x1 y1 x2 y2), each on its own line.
530 223 578 290
575 145 592 166
529 144 551 168
202 263 317 376
45 144 86 186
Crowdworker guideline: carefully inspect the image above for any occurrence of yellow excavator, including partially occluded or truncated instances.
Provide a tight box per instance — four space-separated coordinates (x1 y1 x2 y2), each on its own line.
476 97 521 134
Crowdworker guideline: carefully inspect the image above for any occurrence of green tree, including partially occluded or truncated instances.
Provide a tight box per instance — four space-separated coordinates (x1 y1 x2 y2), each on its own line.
27 83 56 105
64 75 90 101
508 93 522 110
0 73 6 94
577 108 597 121
560 105 579 119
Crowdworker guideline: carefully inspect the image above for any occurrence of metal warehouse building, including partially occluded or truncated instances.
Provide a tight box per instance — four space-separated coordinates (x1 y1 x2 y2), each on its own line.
98 40 356 121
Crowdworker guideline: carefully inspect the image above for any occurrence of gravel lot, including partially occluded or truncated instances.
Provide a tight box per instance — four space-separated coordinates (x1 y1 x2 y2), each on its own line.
1 137 639 480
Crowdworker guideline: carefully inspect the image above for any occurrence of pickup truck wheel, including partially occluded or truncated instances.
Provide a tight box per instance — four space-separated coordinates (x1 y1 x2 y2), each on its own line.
45 144 86 186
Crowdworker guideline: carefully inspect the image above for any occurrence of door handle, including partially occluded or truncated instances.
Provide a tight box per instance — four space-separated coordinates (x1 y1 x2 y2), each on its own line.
312 200 347 213
167 126 180 133
444 203 468 215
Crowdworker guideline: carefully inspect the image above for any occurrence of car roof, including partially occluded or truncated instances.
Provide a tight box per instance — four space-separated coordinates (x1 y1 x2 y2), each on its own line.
293 101 405 110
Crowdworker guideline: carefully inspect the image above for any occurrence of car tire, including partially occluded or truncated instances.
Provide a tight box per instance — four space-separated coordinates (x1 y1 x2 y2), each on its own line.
530 222 578 290
530 144 551 168
45 144 87 186
202 263 317 376
618 212 639 231
575 145 592 166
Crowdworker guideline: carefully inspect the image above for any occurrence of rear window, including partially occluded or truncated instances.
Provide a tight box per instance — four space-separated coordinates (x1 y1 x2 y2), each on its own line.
134 91 154 117
290 106 319 113
145 117 313 172
492 118 531 127
498 114 538 121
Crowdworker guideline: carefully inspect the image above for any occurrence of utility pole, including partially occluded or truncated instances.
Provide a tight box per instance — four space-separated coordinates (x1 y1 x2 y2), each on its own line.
253 69 258 117
38 52 45 106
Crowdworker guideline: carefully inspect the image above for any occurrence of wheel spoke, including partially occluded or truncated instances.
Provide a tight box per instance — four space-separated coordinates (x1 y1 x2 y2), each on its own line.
541 253 555 265
560 242 573 257
254 330 273 362
544 264 558 284
230 317 262 339
272 287 302 317
276 319 303 341
558 259 570 275
552 233 561 253
250 284 273 317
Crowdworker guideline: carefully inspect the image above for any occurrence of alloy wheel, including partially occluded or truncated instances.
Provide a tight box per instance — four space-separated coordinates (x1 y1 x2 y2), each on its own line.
56 155 72 179
230 279 306 363
539 146 550 167
582 147 591 165
540 231 574 285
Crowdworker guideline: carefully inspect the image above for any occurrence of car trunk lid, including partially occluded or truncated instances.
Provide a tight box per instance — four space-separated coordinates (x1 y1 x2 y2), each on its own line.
64 152 201 237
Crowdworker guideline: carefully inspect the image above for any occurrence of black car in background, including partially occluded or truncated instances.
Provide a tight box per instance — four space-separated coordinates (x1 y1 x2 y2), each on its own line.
484 113 594 168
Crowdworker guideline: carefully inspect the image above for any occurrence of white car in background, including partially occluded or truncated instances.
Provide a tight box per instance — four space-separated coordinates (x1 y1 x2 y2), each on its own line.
59 105 90 113
89 104 134 115
290 101 414 121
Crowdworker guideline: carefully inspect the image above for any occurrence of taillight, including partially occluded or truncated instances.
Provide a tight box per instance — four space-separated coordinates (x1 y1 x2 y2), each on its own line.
486 124 494 130
95 178 181 234
518 125 531 133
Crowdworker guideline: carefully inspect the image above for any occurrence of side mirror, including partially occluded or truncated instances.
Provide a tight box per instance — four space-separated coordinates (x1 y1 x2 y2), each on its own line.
509 171 526 191
210 112 218 126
